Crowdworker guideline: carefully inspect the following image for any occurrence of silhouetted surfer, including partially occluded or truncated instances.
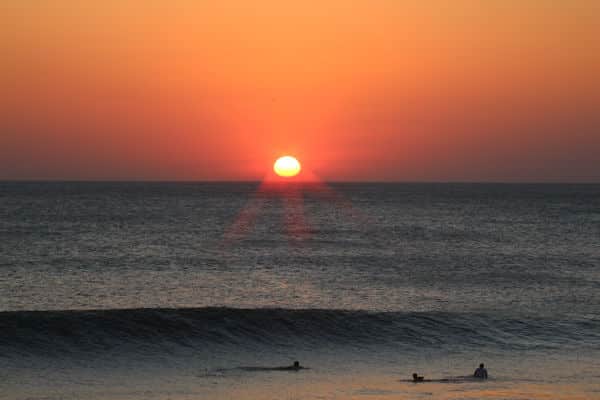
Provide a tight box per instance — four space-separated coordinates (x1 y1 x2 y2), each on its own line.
409 373 454 383
403 373 468 383
412 373 426 382
473 363 488 379
280 360 303 371
238 361 306 372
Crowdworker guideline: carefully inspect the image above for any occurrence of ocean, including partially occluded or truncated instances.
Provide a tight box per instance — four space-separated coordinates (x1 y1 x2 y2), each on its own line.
1 182 599 400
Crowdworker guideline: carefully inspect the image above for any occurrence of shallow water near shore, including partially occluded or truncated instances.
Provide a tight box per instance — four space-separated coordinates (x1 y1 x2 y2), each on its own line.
1 182 599 399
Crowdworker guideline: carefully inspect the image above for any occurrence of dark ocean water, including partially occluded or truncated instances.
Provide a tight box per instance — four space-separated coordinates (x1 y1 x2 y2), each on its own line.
1 182 599 399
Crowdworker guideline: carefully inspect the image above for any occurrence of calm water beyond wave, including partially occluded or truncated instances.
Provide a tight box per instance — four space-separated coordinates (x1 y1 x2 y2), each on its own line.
1 182 599 400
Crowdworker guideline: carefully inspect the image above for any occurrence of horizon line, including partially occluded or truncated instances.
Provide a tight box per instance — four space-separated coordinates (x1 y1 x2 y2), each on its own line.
1 179 599 185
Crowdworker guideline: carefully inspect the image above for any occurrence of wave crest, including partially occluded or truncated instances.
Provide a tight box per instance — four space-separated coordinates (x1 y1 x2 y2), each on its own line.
1 307 598 357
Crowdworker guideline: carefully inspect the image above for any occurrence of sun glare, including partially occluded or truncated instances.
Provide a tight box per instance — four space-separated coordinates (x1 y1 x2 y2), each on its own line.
274 156 301 177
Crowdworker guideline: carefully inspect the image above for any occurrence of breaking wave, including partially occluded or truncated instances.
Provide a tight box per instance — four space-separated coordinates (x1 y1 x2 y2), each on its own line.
2 307 599 358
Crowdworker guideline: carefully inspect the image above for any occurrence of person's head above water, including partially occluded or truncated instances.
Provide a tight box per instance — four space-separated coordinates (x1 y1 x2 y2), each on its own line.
412 373 424 381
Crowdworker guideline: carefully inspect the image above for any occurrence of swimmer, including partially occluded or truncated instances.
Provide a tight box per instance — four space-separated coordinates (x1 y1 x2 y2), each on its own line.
282 361 303 371
412 373 426 382
401 373 458 384
236 360 307 372
473 363 488 379
270 360 306 371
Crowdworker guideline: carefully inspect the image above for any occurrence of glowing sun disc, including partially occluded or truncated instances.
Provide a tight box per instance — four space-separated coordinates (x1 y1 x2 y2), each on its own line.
274 156 301 177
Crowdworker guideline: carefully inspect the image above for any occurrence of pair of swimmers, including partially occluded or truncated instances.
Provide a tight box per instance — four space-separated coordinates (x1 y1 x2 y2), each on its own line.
412 363 488 382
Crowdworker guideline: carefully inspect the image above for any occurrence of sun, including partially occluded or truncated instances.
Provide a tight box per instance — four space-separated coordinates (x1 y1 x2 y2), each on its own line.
274 156 301 177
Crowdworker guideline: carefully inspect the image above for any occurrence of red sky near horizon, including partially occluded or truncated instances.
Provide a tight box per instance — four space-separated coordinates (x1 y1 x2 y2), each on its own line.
1 1 599 182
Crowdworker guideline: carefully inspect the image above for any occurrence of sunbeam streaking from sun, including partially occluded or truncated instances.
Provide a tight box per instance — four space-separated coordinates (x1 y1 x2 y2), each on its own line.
220 158 370 248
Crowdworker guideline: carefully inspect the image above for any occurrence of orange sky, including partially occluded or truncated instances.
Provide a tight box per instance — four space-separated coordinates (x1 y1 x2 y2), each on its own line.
1 1 599 181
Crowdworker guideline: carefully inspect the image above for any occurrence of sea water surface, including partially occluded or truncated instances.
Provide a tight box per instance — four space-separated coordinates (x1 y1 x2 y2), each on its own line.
1 182 599 399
